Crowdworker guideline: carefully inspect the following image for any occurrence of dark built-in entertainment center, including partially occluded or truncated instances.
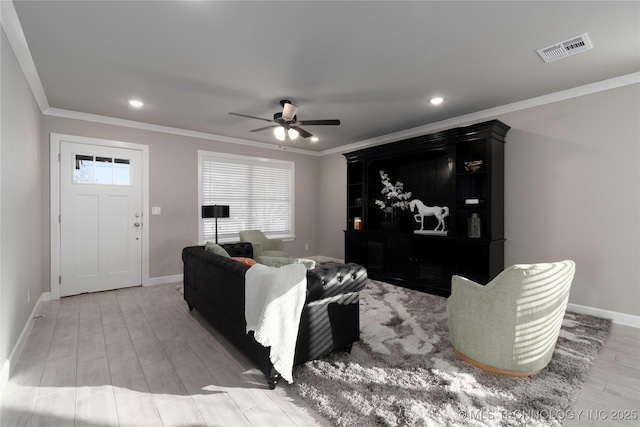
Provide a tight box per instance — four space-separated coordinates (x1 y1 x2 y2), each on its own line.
343 120 510 296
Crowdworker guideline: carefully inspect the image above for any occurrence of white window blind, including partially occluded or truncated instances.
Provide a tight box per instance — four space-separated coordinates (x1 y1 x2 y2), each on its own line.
199 151 294 243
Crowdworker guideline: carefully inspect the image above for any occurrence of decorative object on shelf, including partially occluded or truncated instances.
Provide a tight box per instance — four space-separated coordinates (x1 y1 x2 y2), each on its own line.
464 160 484 172
468 212 481 238
374 170 412 224
202 204 230 244
464 198 486 205
409 199 449 235
355 198 362 207
354 217 363 230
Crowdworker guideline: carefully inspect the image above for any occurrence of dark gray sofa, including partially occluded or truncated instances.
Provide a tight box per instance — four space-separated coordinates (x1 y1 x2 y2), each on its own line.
182 243 368 388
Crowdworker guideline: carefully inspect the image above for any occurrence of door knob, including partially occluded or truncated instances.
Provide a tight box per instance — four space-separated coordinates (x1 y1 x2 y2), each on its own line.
134 222 141 227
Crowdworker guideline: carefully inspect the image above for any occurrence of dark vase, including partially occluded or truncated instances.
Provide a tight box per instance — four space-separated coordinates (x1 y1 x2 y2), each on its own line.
381 222 402 231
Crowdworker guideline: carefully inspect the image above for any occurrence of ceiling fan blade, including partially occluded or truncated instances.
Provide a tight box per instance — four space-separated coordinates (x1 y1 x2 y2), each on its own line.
282 103 299 121
228 112 273 123
250 125 279 132
290 126 313 138
296 119 341 126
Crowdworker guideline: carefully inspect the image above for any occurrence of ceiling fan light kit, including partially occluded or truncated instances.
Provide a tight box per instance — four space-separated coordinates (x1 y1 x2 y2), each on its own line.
274 126 286 141
229 99 340 142
287 128 299 140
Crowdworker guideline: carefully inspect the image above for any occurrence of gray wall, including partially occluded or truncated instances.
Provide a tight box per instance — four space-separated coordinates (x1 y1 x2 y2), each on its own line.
500 85 639 317
41 116 321 279
318 83 640 317
1 29 44 370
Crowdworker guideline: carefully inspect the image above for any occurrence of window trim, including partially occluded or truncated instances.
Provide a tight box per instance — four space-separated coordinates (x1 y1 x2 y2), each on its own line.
197 150 295 244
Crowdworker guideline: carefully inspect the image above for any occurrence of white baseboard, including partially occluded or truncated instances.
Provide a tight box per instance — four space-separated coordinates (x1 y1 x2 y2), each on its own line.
144 274 183 287
567 303 640 328
0 292 47 397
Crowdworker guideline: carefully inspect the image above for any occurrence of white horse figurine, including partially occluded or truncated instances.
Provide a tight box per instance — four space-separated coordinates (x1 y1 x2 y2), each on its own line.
409 199 449 232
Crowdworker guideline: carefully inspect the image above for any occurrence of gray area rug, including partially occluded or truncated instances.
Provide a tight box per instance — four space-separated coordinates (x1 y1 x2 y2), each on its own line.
292 280 611 427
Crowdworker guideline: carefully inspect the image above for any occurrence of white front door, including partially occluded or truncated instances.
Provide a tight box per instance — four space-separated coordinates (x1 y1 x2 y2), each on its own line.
60 141 142 297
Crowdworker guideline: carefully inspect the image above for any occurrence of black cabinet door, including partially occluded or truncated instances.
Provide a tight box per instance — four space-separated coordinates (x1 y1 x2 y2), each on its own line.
345 231 367 266
412 237 451 293
387 234 415 279
451 240 504 285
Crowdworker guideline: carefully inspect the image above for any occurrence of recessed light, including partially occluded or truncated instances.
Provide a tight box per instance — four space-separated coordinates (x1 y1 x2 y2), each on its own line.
430 97 445 105
127 99 144 108
310 136 319 142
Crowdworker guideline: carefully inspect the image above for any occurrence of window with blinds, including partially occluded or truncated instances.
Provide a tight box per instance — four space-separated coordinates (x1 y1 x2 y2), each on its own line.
199 151 295 243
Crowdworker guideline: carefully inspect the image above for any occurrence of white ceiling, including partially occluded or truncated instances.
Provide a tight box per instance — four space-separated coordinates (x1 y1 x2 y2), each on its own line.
9 1 640 153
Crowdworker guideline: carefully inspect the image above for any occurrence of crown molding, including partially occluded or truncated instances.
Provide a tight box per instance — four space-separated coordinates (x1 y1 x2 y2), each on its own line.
43 107 321 156
44 72 639 159
1 0 49 112
320 72 640 156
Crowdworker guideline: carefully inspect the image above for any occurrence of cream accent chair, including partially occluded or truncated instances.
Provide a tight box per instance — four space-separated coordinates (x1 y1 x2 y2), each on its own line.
447 260 575 377
239 230 288 258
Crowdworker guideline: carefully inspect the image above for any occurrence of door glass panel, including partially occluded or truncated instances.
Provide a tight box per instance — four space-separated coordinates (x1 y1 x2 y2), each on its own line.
95 157 113 184
113 158 130 185
74 155 130 186
74 155 94 183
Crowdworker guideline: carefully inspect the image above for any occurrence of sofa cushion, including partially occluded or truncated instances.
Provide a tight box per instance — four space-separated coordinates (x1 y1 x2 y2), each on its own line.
231 257 257 266
205 241 230 258
257 256 316 270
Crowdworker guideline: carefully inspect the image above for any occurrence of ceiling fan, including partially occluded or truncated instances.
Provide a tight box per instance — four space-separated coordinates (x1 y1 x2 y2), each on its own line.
229 100 340 141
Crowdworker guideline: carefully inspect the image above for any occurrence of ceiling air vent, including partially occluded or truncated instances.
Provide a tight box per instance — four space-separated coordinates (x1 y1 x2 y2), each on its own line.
536 33 593 63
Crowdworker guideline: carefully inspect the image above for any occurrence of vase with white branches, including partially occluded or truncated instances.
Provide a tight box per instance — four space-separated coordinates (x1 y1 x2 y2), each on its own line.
374 170 412 225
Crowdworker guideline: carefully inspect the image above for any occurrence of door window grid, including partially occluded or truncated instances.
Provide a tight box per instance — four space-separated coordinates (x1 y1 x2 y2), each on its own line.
74 155 130 185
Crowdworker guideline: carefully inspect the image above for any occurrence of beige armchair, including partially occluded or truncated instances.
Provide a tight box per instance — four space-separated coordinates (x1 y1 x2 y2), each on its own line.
447 260 575 376
239 230 288 258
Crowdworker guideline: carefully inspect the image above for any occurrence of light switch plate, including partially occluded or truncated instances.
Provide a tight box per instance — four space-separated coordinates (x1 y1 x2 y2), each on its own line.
152 207 161 215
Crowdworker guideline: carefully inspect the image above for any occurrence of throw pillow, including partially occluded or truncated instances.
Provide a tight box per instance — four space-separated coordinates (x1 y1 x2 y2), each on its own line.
231 257 257 266
204 241 230 258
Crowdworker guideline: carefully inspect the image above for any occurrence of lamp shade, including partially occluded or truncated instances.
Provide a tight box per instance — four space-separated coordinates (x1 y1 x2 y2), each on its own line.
202 205 230 219
202 205 230 244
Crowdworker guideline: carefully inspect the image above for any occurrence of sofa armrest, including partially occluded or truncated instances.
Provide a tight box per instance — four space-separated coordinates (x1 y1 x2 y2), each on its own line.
305 263 367 303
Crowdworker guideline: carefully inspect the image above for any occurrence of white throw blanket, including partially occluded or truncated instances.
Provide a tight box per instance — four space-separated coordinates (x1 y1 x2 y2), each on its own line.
245 263 307 383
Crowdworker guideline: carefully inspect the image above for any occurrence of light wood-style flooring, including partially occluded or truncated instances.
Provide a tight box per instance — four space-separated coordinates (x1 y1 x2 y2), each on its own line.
1 283 330 427
566 322 640 427
1 282 638 426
